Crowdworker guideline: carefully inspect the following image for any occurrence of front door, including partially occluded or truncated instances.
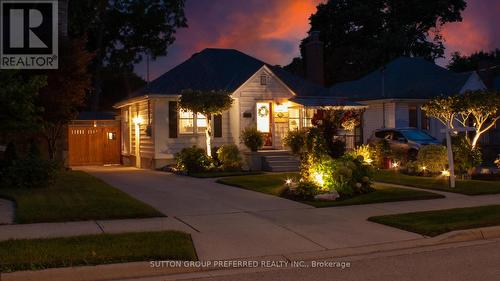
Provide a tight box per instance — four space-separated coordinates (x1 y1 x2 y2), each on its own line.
256 102 272 147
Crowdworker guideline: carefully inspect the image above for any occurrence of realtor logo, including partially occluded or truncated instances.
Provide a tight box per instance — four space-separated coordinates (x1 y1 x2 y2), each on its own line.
1 0 58 69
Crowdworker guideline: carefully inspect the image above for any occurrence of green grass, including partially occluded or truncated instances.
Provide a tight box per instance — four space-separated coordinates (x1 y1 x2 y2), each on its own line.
189 171 263 178
373 170 500 195
217 173 443 207
368 205 500 237
0 231 197 272
0 171 163 224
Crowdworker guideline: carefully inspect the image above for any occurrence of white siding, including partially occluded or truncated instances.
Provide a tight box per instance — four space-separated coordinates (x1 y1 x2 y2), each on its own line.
129 100 154 159
395 103 409 127
232 67 294 150
361 101 396 143
460 72 487 93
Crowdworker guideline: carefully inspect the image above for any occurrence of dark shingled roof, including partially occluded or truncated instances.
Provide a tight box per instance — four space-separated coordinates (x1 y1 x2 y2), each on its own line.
494 75 500 91
329 57 472 100
136 48 328 97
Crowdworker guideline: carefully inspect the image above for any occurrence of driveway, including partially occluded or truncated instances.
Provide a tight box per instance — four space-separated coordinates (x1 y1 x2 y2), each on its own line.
82 167 434 260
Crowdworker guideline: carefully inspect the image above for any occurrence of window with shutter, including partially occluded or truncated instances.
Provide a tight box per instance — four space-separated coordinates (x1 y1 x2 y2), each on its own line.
168 101 178 138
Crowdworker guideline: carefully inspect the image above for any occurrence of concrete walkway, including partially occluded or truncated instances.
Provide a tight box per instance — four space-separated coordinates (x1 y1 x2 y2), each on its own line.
2 166 500 262
0 198 14 225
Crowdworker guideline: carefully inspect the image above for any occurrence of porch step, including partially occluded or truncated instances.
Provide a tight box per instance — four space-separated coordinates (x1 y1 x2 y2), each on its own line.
262 153 300 172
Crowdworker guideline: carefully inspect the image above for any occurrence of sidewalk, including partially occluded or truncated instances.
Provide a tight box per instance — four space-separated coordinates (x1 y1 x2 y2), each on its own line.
0 217 194 241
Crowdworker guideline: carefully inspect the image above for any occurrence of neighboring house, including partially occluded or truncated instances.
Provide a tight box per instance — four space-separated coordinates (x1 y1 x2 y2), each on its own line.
330 57 487 143
115 48 363 169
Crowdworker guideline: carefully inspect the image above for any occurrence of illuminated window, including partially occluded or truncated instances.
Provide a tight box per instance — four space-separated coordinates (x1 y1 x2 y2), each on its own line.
196 113 207 133
256 102 270 133
289 108 300 131
303 108 315 127
179 109 194 134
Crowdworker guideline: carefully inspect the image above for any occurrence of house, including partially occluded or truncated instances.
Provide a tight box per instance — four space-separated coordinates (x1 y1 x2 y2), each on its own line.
114 45 364 169
329 57 487 143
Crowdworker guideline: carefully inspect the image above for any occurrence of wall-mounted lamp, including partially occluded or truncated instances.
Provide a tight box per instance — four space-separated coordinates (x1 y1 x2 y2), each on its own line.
133 116 143 125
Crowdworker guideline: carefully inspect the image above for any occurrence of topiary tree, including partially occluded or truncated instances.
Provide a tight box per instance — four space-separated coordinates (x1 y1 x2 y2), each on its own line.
422 91 500 149
179 90 233 157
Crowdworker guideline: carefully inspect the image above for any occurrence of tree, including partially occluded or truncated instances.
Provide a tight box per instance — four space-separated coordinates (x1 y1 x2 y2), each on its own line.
37 38 94 160
98 67 146 111
286 0 466 85
179 90 233 157
0 70 46 135
68 0 187 110
447 49 500 74
422 91 500 149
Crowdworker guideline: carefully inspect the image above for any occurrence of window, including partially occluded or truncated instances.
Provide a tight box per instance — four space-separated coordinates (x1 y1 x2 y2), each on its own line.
179 109 194 134
178 109 209 134
196 113 207 133
303 108 315 127
289 108 300 130
260 75 268 85
409 105 417 128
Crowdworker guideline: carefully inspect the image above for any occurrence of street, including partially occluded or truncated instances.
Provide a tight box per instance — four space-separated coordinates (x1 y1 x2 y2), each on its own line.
137 238 500 281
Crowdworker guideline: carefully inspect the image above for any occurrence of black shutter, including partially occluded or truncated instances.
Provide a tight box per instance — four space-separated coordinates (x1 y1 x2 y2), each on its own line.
214 114 222 138
168 101 178 138
409 105 417 128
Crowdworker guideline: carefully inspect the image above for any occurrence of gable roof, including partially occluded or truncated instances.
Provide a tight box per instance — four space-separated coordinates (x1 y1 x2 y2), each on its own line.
136 48 327 97
329 57 472 100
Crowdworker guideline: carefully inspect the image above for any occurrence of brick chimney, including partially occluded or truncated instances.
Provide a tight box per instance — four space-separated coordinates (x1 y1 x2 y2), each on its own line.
304 31 325 86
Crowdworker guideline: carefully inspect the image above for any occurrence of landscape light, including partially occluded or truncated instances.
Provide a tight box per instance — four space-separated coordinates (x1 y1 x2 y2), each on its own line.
391 161 400 168
422 166 427 171
312 171 325 187
441 170 450 177
285 178 293 185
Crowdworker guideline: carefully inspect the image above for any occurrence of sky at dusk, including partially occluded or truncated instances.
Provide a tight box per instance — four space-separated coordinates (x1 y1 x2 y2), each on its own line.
135 0 500 81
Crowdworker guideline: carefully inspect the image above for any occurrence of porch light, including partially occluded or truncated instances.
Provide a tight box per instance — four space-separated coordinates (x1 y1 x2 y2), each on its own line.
275 102 288 113
133 116 143 125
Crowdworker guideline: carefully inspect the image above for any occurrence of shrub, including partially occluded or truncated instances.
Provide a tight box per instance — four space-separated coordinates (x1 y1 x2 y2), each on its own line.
452 136 481 175
329 139 346 158
416 144 447 173
370 139 392 168
495 155 500 168
217 144 242 171
348 144 374 164
240 127 263 151
2 157 58 189
175 146 211 173
283 129 308 155
294 180 320 200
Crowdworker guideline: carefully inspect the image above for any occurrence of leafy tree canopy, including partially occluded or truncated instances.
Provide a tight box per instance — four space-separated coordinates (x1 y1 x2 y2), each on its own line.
0 70 46 134
179 90 233 116
98 67 146 111
68 0 187 70
285 0 466 85
447 49 500 76
179 89 233 157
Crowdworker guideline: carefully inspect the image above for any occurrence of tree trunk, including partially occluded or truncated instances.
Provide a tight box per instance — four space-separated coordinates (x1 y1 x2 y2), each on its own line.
205 114 212 157
471 133 481 149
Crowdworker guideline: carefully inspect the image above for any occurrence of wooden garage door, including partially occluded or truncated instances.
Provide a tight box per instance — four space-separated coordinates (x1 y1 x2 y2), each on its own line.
68 124 121 166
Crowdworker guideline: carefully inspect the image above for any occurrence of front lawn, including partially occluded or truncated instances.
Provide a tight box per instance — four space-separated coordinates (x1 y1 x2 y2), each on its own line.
189 171 263 178
368 205 500 237
373 170 500 195
0 231 197 272
0 171 163 223
217 173 443 207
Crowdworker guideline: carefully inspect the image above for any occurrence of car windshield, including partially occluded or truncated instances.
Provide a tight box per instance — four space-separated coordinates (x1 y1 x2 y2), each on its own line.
400 129 435 141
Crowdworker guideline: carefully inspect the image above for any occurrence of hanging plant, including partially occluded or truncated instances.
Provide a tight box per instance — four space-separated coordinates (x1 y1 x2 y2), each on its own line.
341 111 360 131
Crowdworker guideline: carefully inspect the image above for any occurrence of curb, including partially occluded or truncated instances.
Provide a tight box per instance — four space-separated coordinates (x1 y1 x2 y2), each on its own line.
2 226 500 281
